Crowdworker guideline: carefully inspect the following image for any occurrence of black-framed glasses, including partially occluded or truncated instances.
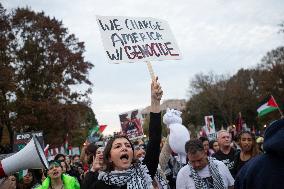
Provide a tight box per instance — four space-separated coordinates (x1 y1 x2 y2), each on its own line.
134 144 146 151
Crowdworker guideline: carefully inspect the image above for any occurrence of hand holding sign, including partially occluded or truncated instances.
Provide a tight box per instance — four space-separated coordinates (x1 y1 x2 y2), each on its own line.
151 77 163 113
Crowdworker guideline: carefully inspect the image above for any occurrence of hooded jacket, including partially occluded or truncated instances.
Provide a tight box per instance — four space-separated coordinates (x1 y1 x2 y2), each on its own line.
235 119 284 189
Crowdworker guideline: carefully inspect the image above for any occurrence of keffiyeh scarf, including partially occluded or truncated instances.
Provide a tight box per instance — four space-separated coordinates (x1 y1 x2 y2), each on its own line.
98 162 152 189
189 157 225 189
154 168 170 189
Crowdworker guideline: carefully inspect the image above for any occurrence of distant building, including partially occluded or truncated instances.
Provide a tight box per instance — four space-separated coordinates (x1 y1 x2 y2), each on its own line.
141 99 186 118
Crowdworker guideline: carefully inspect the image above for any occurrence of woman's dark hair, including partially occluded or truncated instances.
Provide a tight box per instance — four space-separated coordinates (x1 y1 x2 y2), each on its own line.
54 154 65 161
209 140 217 149
238 131 259 157
133 140 140 146
31 169 43 185
18 169 40 189
72 154 80 161
86 143 99 155
103 135 137 172
86 143 99 164
199 136 209 143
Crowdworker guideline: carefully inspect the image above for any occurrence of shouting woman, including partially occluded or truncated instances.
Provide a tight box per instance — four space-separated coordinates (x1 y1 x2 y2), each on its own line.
90 77 163 189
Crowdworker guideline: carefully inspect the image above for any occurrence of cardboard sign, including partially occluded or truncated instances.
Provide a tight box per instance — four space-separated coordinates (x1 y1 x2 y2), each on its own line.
204 115 216 134
201 115 217 140
119 109 144 139
97 16 182 63
13 131 44 152
71 147 80 155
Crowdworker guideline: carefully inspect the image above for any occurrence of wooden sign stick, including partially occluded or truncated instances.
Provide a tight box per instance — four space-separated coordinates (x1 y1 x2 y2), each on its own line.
146 61 156 81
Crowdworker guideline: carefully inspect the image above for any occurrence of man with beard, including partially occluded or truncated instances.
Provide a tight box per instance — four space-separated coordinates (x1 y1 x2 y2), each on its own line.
177 139 234 189
36 160 80 189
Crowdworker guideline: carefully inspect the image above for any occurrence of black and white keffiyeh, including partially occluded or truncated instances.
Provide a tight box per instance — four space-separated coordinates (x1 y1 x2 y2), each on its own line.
98 162 152 189
164 155 185 179
189 157 225 189
154 168 170 189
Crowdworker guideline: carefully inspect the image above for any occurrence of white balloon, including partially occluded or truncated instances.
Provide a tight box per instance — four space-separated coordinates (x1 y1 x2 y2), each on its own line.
163 108 190 163
168 123 190 155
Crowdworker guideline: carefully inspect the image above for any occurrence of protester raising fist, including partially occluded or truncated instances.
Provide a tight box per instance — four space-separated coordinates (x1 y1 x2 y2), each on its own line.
89 77 163 189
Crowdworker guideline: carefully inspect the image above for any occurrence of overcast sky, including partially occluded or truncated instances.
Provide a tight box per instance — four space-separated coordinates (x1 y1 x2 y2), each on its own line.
3 0 284 135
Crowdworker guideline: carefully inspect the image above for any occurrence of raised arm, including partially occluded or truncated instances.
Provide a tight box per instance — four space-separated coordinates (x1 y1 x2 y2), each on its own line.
143 77 163 178
159 136 172 172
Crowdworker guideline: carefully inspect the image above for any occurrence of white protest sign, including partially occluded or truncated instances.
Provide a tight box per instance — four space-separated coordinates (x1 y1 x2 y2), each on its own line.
202 115 216 140
96 16 182 63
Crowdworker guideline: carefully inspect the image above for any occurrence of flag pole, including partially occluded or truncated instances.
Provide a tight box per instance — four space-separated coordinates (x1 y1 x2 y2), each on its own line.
146 61 155 81
271 95 284 118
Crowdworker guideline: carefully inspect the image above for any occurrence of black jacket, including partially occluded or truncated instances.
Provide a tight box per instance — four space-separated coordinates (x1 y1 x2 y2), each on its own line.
89 112 162 189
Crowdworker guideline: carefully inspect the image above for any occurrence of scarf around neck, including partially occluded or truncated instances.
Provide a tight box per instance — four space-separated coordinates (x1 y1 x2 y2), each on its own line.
154 168 170 189
138 157 169 189
189 157 225 189
98 162 152 189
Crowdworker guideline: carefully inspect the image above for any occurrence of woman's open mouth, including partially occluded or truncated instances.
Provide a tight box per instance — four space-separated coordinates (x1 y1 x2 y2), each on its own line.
120 154 129 161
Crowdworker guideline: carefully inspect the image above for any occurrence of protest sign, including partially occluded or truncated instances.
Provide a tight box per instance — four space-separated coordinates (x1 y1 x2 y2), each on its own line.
71 147 80 155
119 109 144 139
201 115 217 140
97 16 182 63
13 131 44 152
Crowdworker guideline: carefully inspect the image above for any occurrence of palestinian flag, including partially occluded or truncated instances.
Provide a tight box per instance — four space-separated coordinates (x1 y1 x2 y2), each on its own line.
257 96 278 117
89 124 99 136
99 125 107 133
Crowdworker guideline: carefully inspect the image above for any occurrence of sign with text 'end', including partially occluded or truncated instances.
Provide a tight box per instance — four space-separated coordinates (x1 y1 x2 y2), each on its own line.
97 16 182 63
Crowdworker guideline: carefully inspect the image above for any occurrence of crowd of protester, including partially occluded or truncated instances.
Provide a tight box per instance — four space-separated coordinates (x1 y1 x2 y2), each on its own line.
1 78 283 189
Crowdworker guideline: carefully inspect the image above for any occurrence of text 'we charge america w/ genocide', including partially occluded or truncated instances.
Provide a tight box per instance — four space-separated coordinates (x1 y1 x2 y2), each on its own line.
97 18 180 61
